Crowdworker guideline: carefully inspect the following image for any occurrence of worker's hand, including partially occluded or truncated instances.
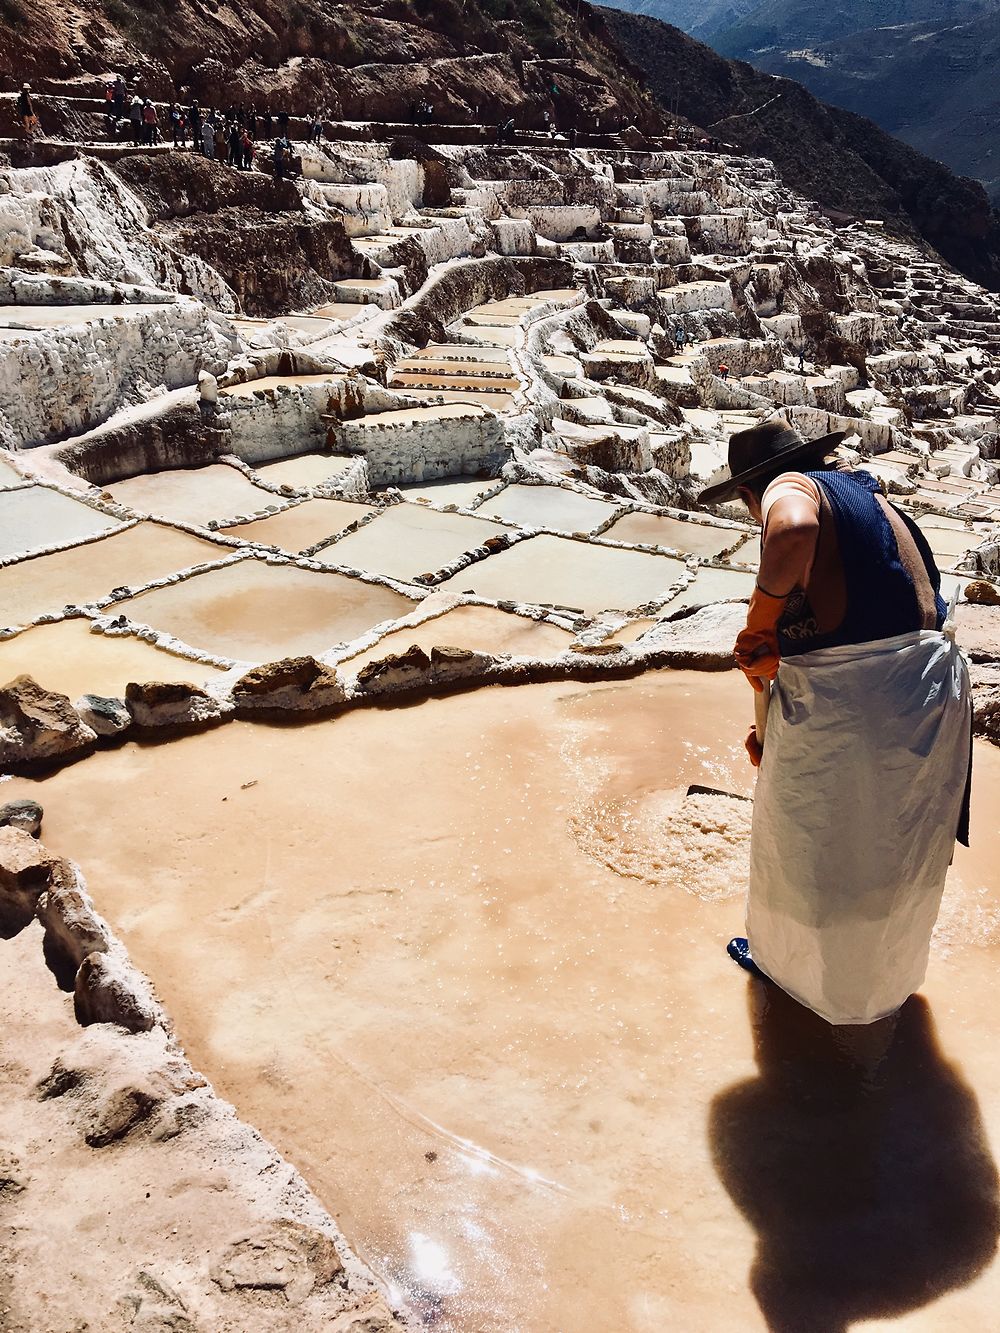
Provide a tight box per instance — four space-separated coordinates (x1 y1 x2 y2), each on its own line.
734 586 786 691
734 628 780 691
744 724 763 768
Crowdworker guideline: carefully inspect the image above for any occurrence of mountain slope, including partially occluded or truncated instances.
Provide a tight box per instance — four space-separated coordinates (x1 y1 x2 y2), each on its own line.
597 3 1000 290
0 0 662 130
710 0 1000 203
600 0 760 40
712 0 995 53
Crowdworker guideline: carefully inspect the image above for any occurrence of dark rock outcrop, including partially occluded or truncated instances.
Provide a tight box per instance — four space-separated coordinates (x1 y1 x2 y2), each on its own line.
114 154 360 317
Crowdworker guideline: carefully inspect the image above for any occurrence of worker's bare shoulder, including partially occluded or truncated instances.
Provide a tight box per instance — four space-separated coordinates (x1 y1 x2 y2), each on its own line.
761 472 821 526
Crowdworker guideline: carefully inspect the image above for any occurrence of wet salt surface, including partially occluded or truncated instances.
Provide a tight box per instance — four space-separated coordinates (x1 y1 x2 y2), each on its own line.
107 465 275 527
439 533 686 615
398 479 497 509
336 604 574 671
14 672 1000 1329
250 453 356 489
0 619 228 698
604 510 745 558
320 505 508 582
476 484 619 534
0 486 122 559
0 523 225 627
220 498 369 552
117 558 416 662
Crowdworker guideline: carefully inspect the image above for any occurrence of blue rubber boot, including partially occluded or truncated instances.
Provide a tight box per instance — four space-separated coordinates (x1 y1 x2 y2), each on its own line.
727 937 768 981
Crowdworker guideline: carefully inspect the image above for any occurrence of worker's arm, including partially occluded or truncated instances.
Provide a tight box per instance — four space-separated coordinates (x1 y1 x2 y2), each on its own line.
734 475 821 691
757 484 821 597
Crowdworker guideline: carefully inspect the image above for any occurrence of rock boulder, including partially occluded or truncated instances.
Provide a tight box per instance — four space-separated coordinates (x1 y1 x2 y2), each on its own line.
125 681 228 731
0 676 96 772
232 657 346 715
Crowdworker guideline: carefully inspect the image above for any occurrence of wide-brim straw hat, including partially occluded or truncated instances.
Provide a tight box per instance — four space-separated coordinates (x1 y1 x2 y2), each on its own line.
697 419 847 505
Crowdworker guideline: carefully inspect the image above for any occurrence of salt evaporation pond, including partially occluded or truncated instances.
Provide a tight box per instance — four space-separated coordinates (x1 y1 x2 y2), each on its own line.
477 484 619 534
399 479 498 508
604 509 747 559
0 303 173 330
337 602 573 670
250 453 357 489
439 533 686 614
107 465 274 527
321 505 509 582
0 523 225 626
220 498 369 552
117 557 416 661
0 453 24 487
0 487 122 559
0 619 228 699
9 670 1000 1331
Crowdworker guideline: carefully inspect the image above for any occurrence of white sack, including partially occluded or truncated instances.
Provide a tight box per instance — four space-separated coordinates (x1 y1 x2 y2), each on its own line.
747 628 971 1025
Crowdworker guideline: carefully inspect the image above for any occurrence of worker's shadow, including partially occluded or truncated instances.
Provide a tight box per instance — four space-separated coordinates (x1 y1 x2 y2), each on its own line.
710 983 1000 1333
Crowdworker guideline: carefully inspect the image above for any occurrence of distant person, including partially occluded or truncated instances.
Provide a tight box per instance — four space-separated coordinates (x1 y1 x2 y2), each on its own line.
227 120 242 166
214 120 227 162
129 94 143 146
170 103 186 147
201 118 215 158
16 83 38 139
719 362 730 380
261 108 274 137
141 98 158 146
273 136 288 180
240 127 255 170
309 109 324 144
188 99 201 144
674 325 686 351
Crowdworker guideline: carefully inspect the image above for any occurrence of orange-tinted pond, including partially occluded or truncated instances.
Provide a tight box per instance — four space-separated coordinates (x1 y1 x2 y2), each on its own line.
10 672 1000 1331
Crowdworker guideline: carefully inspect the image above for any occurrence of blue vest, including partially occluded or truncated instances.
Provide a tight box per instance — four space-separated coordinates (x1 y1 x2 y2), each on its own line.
778 470 946 657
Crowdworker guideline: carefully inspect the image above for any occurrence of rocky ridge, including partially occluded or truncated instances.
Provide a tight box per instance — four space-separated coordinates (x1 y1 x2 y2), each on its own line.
4 0 1000 289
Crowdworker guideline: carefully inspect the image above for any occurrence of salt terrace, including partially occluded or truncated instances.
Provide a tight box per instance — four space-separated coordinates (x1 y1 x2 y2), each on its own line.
1 112 1000 1333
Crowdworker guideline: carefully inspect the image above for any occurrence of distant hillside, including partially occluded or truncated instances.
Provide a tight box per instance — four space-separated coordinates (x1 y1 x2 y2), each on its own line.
598 4 1000 290
600 0 760 40
710 0 1000 205
712 0 994 52
0 0 664 131
606 0 1000 206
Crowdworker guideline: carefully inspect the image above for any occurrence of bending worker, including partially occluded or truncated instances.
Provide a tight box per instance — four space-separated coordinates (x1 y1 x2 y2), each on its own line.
699 419 972 1025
